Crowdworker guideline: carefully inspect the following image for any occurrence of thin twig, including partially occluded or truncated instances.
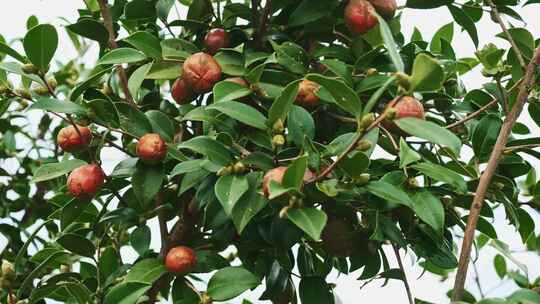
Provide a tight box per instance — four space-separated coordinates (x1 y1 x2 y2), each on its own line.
392 245 414 304
446 99 498 129
452 44 540 302
486 0 526 68
308 112 388 183
97 0 137 106
472 260 485 298
254 0 272 49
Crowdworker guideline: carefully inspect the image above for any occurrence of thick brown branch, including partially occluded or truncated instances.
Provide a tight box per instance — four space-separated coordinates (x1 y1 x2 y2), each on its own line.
254 0 272 50
486 0 526 68
452 44 540 301
97 0 136 106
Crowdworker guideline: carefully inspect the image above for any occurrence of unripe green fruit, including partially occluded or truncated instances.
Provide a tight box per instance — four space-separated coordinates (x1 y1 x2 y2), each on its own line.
232 162 246 174
407 178 419 188
359 113 375 129
356 139 372 151
0 85 9 95
22 63 39 74
1 260 14 280
394 72 412 91
272 134 285 147
217 166 233 176
272 119 285 134
15 88 32 100
47 78 58 90
353 173 370 185
33 86 50 95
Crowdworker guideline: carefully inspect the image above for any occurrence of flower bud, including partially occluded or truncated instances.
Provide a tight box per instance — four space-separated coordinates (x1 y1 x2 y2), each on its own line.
217 166 233 176
366 68 378 76
22 63 39 74
33 86 50 95
356 139 373 151
272 119 285 134
353 173 370 185
359 113 375 129
15 88 32 100
394 72 412 91
232 162 246 174
279 206 290 219
1 260 14 280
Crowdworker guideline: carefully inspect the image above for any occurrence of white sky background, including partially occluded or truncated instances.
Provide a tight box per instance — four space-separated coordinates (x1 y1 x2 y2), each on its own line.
0 0 540 303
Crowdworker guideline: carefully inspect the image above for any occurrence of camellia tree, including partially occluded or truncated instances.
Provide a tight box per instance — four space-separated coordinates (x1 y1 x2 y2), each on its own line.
1 0 540 303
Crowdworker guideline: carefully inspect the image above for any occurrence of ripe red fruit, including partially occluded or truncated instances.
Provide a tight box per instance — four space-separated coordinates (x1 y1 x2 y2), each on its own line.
382 96 425 133
345 0 378 35
171 78 195 105
67 164 105 200
165 246 197 274
296 79 320 107
204 28 229 54
57 125 92 152
136 133 167 164
262 167 315 197
368 0 397 19
384 96 425 120
182 52 222 93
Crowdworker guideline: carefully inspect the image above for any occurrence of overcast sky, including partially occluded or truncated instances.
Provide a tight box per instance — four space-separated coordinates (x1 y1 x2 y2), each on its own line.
0 1 539 303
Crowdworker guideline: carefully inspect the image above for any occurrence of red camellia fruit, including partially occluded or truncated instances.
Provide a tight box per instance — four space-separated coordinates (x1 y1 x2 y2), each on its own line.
182 52 222 93
345 0 378 35
262 167 315 197
67 164 105 200
296 79 320 107
165 246 197 274
204 28 229 54
384 96 425 120
171 78 195 105
368 0 397 19
57 125 92 152
136 133 167 164
382 96 425 133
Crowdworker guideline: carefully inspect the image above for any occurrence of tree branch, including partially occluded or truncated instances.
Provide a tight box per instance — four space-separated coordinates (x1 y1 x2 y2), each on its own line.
254 0 272 50
452 44 540 301
97 0 136 107
392 245 414 304
486 0 526 68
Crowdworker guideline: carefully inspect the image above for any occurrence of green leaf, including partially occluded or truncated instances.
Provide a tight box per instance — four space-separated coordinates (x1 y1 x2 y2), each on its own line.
67 18 109 45
231 174 268 234
394 117 462 155
207 266 260 301
288 0 338 27
448 5 479 47
430 23 454 54
0 62 44 84
70 66 112 101
287 207 328 240
18 251 69 297
410 54 445 92
14 219 53 271
288 105 315 147
156 0 175 22
207 101 267 130
307 74 362 117
299 277 335 304
407 0 453 9
214 174 250 215
130 225 151 256
132 163 164 206
128 62 152 99
23 24 58 71
28 97 87 115
494 254 507 279
472 114 502 161
399 138 421 168
104 282 151 304
33 159 87 182
282 155 308 189
170 159 206 177
268 80 301 125
178 136 233 166
213 81 252 103
57 233 95 257
412 162 467 193
366 181 413 207
172 278 200 304
98 48 147 65
117 103 153 137
0 41 27 63
146 61 182 79
363 76 396 115
146 110 175 142
274 42 309 74
88 98 120 128
124 31 162 59
373 12 404 72
412 190 445 234
125 258 167 284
